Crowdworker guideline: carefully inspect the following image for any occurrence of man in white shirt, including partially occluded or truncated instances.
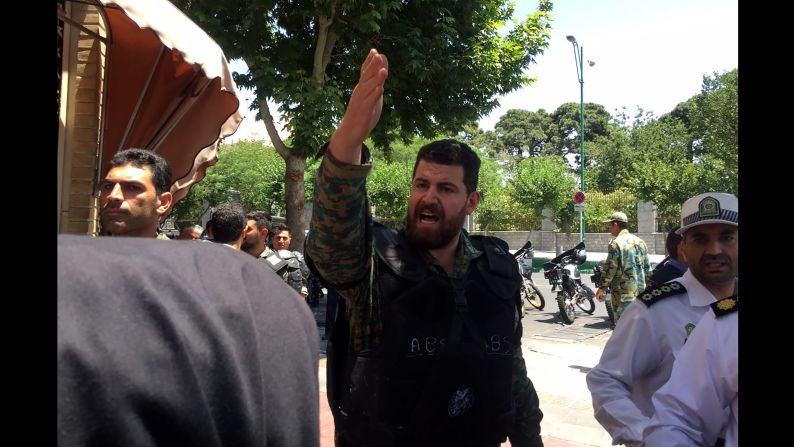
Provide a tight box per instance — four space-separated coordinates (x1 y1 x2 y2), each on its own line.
644 296 738 447
586 192 738 446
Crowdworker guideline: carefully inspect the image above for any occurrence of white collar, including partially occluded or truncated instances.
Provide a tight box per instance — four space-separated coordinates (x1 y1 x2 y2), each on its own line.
678 270 719 307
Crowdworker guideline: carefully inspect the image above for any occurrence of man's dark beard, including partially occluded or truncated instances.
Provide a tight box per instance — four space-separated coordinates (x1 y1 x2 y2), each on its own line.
405 203 467 251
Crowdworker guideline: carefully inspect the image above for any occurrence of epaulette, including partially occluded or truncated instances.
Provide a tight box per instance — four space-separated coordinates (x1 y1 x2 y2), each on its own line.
710 295 738 317
637 281 686 307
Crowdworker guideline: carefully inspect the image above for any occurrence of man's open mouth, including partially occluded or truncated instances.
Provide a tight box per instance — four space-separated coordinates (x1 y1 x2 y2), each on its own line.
419 212 439 223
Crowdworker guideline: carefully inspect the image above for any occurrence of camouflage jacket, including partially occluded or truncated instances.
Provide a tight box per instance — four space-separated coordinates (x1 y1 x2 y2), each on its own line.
600 229 651 299
304 146 543 445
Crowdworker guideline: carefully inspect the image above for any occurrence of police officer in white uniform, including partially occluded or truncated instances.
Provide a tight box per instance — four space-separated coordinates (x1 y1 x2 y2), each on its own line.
586 192 739 446
644 296 738 447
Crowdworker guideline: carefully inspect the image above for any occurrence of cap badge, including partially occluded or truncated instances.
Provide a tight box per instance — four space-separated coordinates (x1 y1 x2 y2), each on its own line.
698 197 721 218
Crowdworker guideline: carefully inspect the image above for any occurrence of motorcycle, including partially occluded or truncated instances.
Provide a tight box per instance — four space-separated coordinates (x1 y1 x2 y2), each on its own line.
513 240 546 313
543 241 596 325
590 262 617 329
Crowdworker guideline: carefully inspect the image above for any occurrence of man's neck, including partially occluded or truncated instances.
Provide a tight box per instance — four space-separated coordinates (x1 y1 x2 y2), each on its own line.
704 277 738 300
244 243 265 257
108 227 159 238
428 234 461 277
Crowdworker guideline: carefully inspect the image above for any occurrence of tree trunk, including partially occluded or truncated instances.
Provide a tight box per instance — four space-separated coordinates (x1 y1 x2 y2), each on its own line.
242 12 336 253
284 155 307 253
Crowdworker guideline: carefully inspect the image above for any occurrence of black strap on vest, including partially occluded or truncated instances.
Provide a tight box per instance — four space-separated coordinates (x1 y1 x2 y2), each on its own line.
445 277 486 358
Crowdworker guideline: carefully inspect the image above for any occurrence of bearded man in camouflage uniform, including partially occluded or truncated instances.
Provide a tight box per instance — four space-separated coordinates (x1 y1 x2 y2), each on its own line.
594 212 650 322
305 49 543 447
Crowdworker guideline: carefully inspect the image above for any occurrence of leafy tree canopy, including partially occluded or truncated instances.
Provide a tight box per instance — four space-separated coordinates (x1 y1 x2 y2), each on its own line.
493 108 555 162
511 156 576 229
171 140 290 220
173 0 555 248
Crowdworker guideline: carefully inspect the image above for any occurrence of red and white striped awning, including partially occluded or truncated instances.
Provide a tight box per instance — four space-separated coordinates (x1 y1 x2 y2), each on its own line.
98 0 243 205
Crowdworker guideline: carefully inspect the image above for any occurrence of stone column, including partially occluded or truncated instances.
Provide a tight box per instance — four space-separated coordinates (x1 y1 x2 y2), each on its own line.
637 201 656 233
541 208 556 231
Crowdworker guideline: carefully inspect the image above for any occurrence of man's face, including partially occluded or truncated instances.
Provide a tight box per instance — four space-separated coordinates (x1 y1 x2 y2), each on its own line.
178 228 202 240
609 222 621 236
242 220 267 251
682 223 738 291
405 160 479 251
99 164 170 237
273 230 292 250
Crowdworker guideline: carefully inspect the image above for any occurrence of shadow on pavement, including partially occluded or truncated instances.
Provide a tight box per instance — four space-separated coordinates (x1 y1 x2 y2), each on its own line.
568 364 593 374
525 314 564 326
582 319 613 330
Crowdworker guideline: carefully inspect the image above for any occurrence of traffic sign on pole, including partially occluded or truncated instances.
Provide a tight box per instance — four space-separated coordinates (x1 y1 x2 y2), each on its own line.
574 191 586 205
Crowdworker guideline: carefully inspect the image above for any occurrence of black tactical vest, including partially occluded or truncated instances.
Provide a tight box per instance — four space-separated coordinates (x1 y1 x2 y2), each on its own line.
330 223 522 446
259 249 305 294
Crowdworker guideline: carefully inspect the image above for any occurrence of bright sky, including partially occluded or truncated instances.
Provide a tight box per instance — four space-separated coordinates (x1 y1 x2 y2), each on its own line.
226 0 737 142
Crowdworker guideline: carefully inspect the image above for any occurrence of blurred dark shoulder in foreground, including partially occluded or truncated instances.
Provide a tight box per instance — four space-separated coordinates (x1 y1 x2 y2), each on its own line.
57 235 319 447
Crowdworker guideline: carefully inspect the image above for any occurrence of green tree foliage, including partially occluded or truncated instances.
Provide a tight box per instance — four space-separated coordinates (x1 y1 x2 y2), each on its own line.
583 189 639 233
626 118 708 217
493 108 554 164
512 156 576 231
689 69 738 193
170 140 288 220
368 159 412 224
477 185 542 231
474 155 539 231
173 0 554 250
588 67 737 219
550 102 612 162
461 123 504 160
585 125 632 194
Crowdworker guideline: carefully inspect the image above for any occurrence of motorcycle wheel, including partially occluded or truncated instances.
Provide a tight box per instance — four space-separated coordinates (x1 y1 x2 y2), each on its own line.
580 283 596 299
557 291 576 325
575 295 596 314
604 299 616 330
521 279 546 311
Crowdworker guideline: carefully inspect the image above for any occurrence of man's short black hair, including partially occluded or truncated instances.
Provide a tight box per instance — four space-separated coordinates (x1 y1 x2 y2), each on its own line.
179 224 203 235
108 148 172 195
246 210 272 231
666 225 683 260
272 223 290 235
615 221 628 230
412 139 481 195
211 203 246 244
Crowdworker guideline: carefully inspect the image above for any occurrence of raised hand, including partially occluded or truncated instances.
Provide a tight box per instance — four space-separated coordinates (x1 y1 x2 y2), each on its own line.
328 49 389 164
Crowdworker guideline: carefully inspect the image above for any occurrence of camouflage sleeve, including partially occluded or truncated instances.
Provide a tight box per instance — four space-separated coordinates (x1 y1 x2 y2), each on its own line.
509 323 544 447
642 241 651 278
305 144 373 291
600 241 621 288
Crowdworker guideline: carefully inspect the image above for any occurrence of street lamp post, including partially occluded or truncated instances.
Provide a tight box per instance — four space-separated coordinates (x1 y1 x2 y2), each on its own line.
566 35 594 243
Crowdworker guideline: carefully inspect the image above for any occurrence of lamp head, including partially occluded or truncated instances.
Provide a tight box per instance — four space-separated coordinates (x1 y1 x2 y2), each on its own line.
566 35 577 43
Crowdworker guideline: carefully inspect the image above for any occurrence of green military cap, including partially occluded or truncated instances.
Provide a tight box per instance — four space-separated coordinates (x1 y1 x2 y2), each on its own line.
602 211 628 223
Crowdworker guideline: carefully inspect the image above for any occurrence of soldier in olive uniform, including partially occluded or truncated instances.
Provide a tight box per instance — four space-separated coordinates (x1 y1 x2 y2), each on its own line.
595 211 651 323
